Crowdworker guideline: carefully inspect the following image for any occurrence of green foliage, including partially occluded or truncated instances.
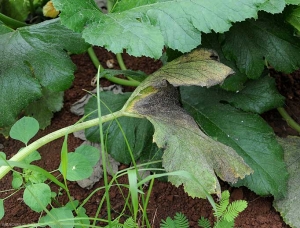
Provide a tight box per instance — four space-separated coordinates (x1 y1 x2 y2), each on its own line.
23 183 51 212
181 86 288 198
53 0 266 59
0 0 45 21
0 18 89 134
0 199 4 220
1 0 300 226
161 192 247 228
58 144 100 181
223 12 300 79
198 217 211 228
160 212 189 228
39 207 74 228
9 116 39 145
286 5 300 31
24 89 64 129
274 136 300 227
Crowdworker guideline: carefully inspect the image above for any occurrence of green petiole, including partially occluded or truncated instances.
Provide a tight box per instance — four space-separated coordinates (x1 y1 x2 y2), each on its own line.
277 107 300 134
0 110 140 179
87 47 141 87
0 13 28 29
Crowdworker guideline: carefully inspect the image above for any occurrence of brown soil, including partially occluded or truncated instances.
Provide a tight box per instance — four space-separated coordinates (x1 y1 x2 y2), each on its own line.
0 47 299 228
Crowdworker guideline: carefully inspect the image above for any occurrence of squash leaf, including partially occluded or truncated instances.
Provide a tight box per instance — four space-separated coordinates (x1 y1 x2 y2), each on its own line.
53 0 267 59
0 18 89 133
274 136 300 228
223 12 300 79
122 49 252 198
181 86 288 198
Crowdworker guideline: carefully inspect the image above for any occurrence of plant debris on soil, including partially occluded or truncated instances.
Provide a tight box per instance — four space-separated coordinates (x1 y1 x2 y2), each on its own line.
0 47 299 227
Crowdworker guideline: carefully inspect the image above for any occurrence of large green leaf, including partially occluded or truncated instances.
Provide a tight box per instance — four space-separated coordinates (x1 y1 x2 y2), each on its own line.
259 0 286 13
181 86 288 198
200 33 248 91
52 0 266 59
85 92 159 164
223 12 300 79
24 89 64 129
286 0 300 4
286 6 300 32
124 49 234 112
122 49 252 198
0 18 89 131
274 136 300 227
224 76 285 114
1 0 31 21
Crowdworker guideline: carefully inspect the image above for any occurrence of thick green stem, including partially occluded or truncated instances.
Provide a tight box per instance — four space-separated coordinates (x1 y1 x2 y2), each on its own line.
277 107 300 134
87 47 105 72
116 53 127 71
0 13 27 29
87 47 140 87
0 111 126 179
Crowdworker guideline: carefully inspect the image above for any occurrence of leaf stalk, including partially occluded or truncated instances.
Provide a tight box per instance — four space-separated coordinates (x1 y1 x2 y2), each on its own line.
87 47 140 87
0 111 125 179
277 107 300 134
0 13 28 29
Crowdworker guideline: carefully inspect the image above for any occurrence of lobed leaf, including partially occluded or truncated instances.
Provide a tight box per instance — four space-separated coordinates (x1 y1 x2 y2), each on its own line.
274 136 300 228
53 0 266 59
123 82 252 197
181 86 288 198
285 0 300 4
286 6 300 32
225 76 285 114
200 33 248 91
24 89 64 129
0 18 89 132
124 48 234 112
223 12 300 79
259 0 286 13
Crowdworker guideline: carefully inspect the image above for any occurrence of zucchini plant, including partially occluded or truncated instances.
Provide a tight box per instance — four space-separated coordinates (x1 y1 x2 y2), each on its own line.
1 0 300 227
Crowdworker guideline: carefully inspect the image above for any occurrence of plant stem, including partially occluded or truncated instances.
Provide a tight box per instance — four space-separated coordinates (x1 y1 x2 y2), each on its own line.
0 111 125 179
87 47 105 73
0 13 27 29
28 0 35 15
116 53 127 70
87 47 140 87
277 107 300 134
